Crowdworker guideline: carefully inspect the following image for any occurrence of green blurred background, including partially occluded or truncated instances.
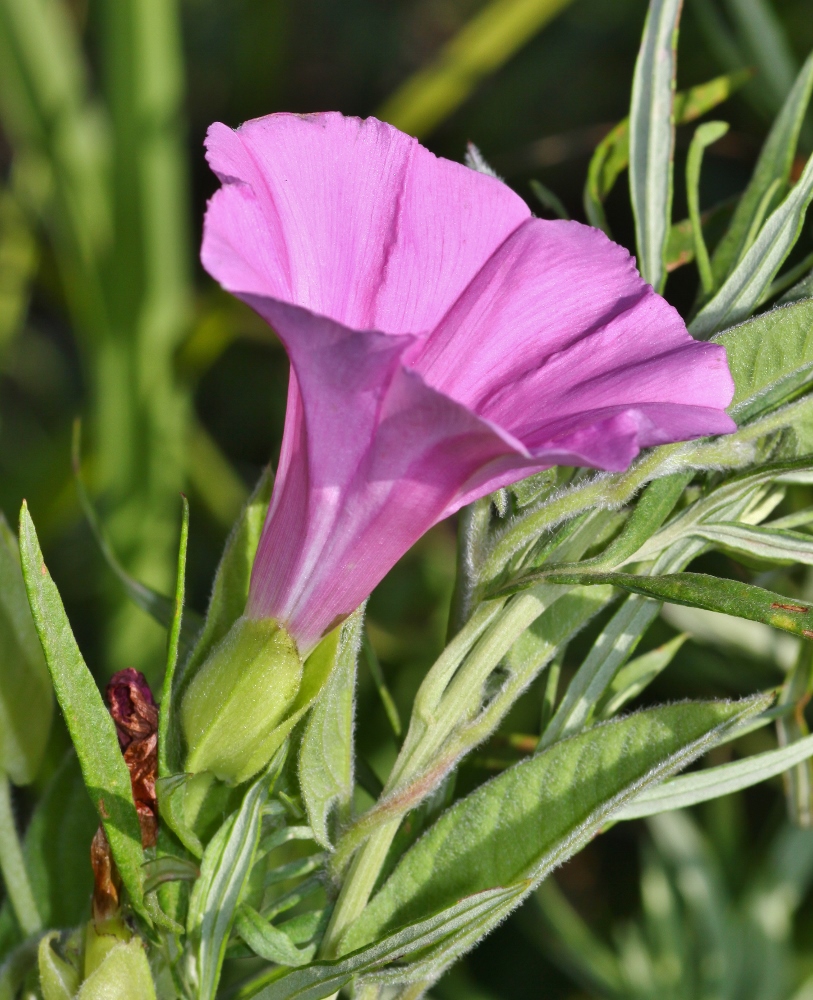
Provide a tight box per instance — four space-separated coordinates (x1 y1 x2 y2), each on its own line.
2 0 813 996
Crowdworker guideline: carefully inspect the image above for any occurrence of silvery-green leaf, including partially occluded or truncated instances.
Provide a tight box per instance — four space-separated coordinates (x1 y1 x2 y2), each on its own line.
234 905 316 967
540 595 661 747
598 632 689 719
686 120 730 294
688 521 813 565
248 886 522 1000
628 0 682 291
0 512 51 786
187 750 284 1000
714 298 813 423
614 730 813 820
691 145 813 338
709 50 813 289
341 698 766 959
18 503 147 921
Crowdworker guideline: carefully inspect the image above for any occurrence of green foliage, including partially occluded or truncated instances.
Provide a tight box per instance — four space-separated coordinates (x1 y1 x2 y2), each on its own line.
0 512 51 786
299 609 364 848
343 699 764 953
17 504 146 921
628 0 681 291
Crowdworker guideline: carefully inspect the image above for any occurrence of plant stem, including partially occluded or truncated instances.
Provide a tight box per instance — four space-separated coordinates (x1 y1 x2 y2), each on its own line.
0 771 41 936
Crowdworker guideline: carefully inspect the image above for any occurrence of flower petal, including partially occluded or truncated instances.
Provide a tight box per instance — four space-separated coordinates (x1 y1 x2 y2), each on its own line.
409 219 736 434
202 114 530 336
244 300 531 650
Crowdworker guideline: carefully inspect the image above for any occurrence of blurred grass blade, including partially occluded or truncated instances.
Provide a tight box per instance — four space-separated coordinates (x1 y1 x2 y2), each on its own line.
708 50 813 293
686 121 730 294
598 633 689 719
71 423 203 648
689 148 813 337
376 0 576 137
615 730 813 820
584 69 747 233
158 496 189 780
17 502 147 920
0 773 40 935
500 568 813 640
722 0 799 113
628 0 682 291
780 263 813 305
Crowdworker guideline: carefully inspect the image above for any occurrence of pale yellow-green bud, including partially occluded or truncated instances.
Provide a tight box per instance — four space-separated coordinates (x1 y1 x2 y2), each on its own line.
180 615 302 783
39 919 157 1000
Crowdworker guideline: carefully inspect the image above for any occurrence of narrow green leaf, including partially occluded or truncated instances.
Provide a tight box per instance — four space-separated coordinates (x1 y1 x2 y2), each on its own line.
142 854 198 895
691 146 813 337
235 906 316 967
779 263 813 305
178 466 272 695
686 121 730 295
628 0 682 291
768 250 813 304
342 698 765 956
158 496 189 779
584 70 749 233
299 610 364 848
710 50 813 290
17 503 146 918
0 753 97 956
0 512 51 786
187 750 284 1000
515 569 813 640
714 297 813 423
529 179 569 219
362 631 401 739
776 642 813 826
598 633 689 718
689 521 813 565
248 887 521 1000
540 594 660 745
615 730 813 820
0 773 40 935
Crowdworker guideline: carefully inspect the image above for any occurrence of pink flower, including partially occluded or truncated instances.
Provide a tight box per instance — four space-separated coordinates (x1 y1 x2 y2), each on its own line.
201 112 735 654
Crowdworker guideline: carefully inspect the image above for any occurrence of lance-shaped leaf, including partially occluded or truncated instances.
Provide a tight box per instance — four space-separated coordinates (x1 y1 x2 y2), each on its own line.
688 521 813 566
690 145 813 338
187 750 284 1000
234 905 316 967
248 886 522 1000
584 70 749 233
299 609 364 848
710 51 813 289
628 0 682 291
615 730 813 820
0 512 52 786
341 697 766 958
17 503 147 919
508 569 813 640
158 497 189 778
713 298 813 424
597 633 689 718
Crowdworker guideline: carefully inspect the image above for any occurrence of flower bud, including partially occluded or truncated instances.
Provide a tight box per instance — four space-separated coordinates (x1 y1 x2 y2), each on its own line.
180 615 302 783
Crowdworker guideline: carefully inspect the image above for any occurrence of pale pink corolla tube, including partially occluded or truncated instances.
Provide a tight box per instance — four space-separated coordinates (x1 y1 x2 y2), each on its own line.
201 112 736 654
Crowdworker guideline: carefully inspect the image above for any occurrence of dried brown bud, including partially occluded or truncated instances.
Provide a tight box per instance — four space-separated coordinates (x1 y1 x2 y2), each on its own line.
105 669 159 849
91 826 120 922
